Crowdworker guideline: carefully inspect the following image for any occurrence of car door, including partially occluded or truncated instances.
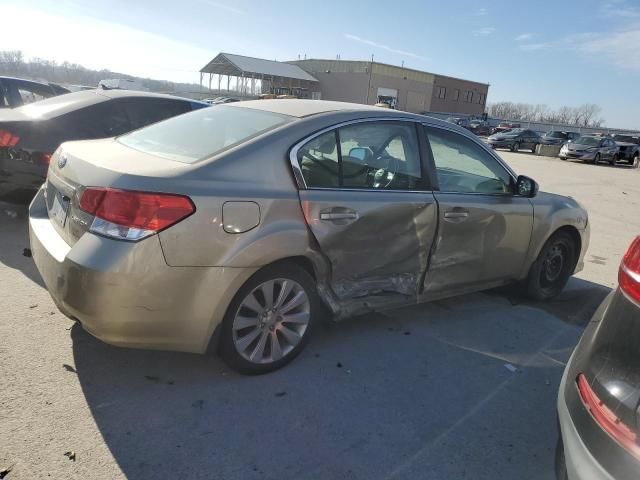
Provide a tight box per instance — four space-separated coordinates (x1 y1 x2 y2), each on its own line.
293 119 439 301
421 125 534 296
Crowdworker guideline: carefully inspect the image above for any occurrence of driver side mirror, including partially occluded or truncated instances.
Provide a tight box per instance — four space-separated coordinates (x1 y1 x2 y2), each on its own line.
516 175 538 198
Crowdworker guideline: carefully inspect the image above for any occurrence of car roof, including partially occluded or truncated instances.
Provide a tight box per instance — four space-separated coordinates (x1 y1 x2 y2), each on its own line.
15 88 203 120
226 99 407 118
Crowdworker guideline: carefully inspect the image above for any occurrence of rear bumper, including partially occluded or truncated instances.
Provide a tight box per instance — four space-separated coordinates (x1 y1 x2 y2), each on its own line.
29 187 256 354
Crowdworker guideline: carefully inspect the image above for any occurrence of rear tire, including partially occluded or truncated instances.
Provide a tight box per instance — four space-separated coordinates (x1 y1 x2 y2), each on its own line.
632 153 639 168
526 231 577 301
531 143 538 153
219 262 321 374
511 142 520 152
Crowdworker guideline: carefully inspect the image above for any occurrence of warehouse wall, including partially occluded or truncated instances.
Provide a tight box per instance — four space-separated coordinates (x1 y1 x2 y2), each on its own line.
290 59 487 115
429 75 489 115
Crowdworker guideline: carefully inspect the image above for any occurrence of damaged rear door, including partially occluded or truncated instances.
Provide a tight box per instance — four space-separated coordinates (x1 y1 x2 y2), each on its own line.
291 119 438 304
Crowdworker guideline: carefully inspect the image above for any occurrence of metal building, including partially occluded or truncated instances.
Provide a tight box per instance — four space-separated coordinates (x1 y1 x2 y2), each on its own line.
289 59 489 115
199 53 318 98
199 53 489 115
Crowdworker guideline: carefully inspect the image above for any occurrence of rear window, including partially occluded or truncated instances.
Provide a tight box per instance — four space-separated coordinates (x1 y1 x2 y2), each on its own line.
117 105 293 163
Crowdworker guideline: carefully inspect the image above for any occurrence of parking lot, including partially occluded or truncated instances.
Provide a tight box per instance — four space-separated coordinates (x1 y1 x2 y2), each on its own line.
1 151 638 480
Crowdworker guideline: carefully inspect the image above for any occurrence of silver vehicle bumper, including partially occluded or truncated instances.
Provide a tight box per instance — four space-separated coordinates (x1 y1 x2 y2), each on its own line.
28 187 256 354
557 356 614 480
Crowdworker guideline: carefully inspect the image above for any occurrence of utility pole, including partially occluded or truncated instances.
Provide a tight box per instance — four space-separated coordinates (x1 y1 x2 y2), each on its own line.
366 54 374 104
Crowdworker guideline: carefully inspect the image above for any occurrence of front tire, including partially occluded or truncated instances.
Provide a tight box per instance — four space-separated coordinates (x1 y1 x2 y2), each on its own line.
632 153 639 168
511 142 520 152
531 143 538 153
526 231 577 300
610 154 618 166
219 263 321 374
589 153 600 164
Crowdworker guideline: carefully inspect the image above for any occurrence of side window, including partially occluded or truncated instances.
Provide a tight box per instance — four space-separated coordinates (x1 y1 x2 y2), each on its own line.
55 101 131 140
18 88 48 105
297 131 340 188
297 122 424 190
122 98 191 129
426 126 513 195
338 122 422 190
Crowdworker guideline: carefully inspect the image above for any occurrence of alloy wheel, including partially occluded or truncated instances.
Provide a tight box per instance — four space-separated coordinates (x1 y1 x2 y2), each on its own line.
232 278 310 364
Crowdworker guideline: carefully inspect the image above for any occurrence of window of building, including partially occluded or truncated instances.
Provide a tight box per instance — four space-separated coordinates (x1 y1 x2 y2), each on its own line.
464 91 473 103
426 126 512 194
452 89 460 101
297 122 424 190
437 86 446 99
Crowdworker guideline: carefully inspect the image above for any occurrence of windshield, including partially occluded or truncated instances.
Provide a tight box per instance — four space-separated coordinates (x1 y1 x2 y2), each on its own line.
574 136 601 146
504 128 524 135
545 131 565 138
118 105 293 163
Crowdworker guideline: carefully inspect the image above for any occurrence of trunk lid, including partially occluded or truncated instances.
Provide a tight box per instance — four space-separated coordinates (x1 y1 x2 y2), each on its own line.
45 138 189 246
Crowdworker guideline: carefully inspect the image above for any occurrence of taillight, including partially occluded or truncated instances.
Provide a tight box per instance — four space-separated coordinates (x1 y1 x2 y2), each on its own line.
577 374 640 460
0 128 20 147
32 152 52 166
619 236 640 303
79 187 195 241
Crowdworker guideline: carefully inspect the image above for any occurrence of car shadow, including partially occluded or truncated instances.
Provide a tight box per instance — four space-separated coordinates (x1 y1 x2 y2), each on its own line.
70 275 607 480
0 199 45 288
487 276 612 327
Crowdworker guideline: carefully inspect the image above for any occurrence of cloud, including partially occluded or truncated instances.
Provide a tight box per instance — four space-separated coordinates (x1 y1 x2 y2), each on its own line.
519 42 549 51
567 29 640 70
601 1 640 18
473 27 495 36
473 8 488 16
343 34 428 60
197 0 246 15
515 33 534 42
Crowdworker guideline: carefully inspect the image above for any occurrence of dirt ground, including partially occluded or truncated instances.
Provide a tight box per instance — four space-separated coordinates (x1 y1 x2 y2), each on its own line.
0 151 638 480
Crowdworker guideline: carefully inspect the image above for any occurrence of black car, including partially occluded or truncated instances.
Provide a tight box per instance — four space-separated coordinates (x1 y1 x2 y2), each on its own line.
0 76 70 109
0 89 208 198
612 135 640 167
487 128 541 152
541 131 580 146
557 236 640 480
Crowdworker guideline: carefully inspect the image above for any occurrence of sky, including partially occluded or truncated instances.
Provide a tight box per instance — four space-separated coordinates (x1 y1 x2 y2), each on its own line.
1 0 639 129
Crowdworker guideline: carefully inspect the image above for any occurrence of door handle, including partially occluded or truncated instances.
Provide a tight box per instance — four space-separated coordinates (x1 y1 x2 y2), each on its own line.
320 212 358 221
444 209 469 220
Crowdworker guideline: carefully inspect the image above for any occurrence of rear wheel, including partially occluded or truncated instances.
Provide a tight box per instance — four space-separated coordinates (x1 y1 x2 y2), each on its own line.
531 143 538 153
526 231 577 300
632 153 639 168
511 142 520 152
219 263 320 374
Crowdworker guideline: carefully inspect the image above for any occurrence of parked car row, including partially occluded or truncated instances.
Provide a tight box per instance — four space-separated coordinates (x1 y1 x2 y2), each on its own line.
0 88 208 198
560 135 639 167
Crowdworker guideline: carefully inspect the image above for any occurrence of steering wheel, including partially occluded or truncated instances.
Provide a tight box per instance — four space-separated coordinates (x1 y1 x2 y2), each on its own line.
369 153 400 188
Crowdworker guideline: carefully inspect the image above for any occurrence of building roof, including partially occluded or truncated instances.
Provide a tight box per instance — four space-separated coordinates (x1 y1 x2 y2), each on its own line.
291 58 490 87
200 53 318 82
227 99 410 118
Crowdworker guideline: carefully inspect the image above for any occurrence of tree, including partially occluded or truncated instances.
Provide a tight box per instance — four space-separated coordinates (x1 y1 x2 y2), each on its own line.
487 101 606 128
